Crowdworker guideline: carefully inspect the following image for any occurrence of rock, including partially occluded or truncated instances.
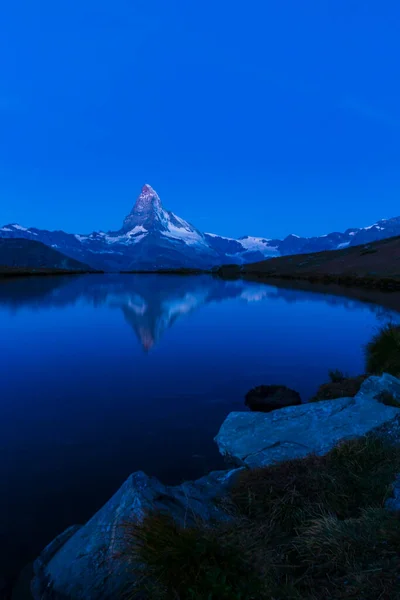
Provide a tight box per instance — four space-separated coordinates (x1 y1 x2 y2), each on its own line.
215 375 400 468
245 384 301 412
31 468 243 600
357 372 400 403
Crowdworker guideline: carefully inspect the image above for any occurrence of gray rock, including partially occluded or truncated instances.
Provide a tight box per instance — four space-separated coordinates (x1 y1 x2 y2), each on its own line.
357 372 400 402
215 376 400 468
31 468 242 600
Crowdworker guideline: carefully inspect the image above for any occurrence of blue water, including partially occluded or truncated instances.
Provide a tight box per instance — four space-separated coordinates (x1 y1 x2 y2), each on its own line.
0 274 399 583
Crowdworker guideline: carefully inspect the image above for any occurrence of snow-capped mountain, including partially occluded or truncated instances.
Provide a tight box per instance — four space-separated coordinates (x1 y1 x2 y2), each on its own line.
204 217 400 260
0 185 275 270
273 217 400 256
1 184 400 270
204 232 280 263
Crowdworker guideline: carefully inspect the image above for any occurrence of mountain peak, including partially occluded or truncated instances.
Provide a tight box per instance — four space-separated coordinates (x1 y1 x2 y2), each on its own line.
136 184 162 208
141 183 158 195
121 184 163 232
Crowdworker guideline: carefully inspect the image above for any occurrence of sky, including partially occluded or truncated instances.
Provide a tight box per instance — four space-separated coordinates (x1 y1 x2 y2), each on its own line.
1 0 400 239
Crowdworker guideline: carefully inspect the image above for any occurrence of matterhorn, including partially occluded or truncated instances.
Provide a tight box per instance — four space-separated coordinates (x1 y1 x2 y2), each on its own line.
0 185 276 270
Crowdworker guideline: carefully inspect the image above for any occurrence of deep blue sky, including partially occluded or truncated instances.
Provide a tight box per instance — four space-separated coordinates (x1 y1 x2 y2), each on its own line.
1 1 400 239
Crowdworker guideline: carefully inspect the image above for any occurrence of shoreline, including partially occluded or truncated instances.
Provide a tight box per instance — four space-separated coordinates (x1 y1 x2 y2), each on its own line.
242 270 400 291
0 268 102 279
3 269 400 316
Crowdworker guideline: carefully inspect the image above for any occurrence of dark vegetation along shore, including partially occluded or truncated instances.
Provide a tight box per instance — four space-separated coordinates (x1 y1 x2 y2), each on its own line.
0 266 101 278
30 324 400 600
120 267 208 275
216 234 400 291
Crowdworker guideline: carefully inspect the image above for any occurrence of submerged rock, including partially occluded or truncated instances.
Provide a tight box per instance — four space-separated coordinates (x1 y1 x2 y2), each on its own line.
245 384 301 412
215 374 400 468
31 468 242 600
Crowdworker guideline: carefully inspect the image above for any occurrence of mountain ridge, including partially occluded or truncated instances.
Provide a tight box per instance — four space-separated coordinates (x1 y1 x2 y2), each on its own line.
1 184 400 271
0 238 93 273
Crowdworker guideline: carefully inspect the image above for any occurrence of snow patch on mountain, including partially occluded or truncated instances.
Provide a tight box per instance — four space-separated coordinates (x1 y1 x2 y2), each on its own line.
238 236 278 253
162 218 205 246
2 224 37 235
362 224 384 231
205 233 230 240
128 225 147 236
205 233 278 257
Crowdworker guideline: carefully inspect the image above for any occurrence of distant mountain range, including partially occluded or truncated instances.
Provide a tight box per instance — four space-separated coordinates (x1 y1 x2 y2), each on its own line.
236 232 400 289
1 184 400 271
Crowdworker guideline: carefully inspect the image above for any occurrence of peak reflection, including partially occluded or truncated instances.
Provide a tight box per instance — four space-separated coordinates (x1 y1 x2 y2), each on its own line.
0 274 267 350
0 274 398 351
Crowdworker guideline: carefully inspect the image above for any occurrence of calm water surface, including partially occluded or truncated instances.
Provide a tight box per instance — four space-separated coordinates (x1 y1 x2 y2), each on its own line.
1 274 399 583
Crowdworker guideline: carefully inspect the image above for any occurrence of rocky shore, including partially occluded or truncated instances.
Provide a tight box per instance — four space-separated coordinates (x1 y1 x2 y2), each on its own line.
31 372 400 600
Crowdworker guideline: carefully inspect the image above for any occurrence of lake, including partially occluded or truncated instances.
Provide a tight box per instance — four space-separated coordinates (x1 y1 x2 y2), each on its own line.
1 273 400 588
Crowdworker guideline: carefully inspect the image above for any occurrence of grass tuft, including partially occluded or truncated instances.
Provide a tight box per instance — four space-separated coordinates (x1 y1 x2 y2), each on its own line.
120 435 400 599
121 513 265 599
115 322 400 599
365 322 400 377
230 435 400 531
309 374 366 403
293 508 400 598
295 507 400 573
328 369 347 383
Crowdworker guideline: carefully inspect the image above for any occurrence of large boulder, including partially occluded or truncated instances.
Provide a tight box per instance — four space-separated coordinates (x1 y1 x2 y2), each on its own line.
245 384 301 412
31 468 242 600
215 374 400 468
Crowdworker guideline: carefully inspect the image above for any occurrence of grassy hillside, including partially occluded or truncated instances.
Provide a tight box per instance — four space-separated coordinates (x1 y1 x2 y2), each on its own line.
218 235 400 290
0 238 93 276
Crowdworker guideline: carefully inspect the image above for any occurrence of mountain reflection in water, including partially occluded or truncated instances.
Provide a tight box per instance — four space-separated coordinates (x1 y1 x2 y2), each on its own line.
1 273 400 591
0 273 397 352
